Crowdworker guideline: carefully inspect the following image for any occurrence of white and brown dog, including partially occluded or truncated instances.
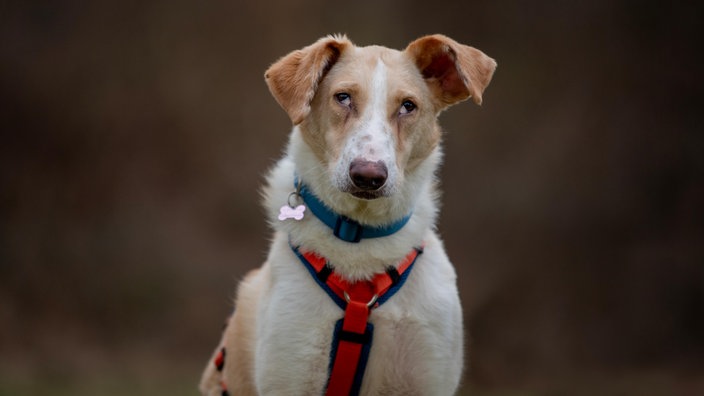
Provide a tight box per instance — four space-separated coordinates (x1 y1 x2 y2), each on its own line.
200 34 496 396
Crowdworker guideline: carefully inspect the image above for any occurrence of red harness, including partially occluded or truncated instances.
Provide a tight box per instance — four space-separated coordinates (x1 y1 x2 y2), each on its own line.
212 246 422 396
292 244 422 396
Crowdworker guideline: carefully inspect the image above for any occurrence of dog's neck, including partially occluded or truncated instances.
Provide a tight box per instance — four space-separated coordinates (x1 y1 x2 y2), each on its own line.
294 179 413 243
264 128 441 280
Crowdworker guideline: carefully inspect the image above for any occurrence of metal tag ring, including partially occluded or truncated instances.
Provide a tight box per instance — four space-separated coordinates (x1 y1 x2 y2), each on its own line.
287 191 301 208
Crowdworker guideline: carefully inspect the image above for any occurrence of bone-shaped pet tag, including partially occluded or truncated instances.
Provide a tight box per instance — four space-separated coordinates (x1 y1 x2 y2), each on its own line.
278 204 306 221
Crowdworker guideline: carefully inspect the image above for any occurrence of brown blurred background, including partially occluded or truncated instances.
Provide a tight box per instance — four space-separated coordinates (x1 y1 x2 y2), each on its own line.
1 1 702 395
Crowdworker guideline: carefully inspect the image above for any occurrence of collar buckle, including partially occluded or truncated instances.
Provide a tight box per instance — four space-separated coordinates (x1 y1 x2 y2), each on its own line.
334 216 364 243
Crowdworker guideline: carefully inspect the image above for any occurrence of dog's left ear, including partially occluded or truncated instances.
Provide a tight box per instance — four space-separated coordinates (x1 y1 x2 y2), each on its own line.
405 34 496 108
265 35 352 125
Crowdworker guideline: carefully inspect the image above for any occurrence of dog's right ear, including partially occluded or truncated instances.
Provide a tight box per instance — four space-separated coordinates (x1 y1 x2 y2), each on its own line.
265 35 351 125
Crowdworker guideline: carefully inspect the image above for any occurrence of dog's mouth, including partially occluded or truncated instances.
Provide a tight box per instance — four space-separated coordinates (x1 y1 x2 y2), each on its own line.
350 190 384 200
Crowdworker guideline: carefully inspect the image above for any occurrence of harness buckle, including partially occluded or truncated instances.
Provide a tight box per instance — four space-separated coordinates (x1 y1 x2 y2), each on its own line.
343 291 379 308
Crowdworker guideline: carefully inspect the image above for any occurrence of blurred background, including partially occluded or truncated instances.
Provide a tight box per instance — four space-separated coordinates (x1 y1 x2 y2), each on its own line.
1 1 702 395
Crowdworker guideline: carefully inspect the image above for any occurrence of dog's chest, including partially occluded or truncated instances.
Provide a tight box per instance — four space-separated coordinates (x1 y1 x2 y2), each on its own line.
253 244 458 394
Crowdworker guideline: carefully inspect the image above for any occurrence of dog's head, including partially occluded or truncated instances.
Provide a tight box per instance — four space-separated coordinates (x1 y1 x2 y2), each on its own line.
265 34 496 201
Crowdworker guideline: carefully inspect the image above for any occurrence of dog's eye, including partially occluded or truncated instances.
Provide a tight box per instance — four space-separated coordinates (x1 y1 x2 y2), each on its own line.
399 100 416 115
335 92 351 106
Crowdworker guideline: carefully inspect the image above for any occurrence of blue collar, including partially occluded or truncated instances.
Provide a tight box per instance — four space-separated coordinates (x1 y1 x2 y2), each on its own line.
296 180 412 243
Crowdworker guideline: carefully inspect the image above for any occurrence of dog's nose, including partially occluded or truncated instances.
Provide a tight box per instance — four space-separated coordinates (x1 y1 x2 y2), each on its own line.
349 160 388 191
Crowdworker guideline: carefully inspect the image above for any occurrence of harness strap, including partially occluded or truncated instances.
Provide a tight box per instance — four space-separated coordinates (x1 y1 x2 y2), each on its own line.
291 244 422 396
213 347 230 396
327 300 372 395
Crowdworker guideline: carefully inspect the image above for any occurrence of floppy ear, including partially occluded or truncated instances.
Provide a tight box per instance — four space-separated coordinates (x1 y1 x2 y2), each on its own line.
265 35 352 125
405 34 496 108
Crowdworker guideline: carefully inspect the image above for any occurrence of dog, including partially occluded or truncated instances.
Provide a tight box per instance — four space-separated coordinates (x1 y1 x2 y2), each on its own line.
199 34 496 396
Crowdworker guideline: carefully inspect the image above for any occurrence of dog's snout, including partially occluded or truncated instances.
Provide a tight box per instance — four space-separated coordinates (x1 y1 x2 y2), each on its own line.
350 160 388 191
